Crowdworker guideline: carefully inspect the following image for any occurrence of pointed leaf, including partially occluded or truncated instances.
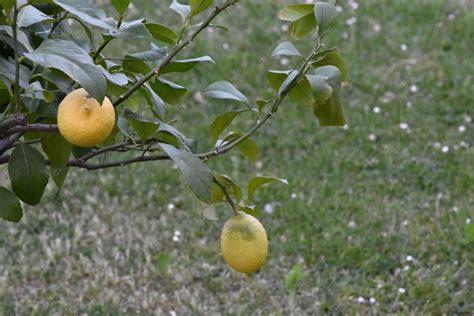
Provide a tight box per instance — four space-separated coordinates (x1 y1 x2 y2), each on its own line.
210 109 247 145
313 90 346 126
111 0 131 15
170 0 191 22
190 0 213 16
271 41 302 58
17 5 55 27
151 78 187 105
248 176 288 201
124 109 160 141
145 23 178 45
311 49 347 82
160 143 213 203
278 4 314 22
289 13 317 39
203 81 248 104
314 2 337 36
161 56 214 74
223 132 259 162
8 144 49 205
0 187 23 223
306 74 333 105
41 133 72 190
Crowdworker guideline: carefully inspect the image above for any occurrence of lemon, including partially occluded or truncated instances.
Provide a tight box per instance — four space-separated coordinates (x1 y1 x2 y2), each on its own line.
57 88 115 147
220 211 268 274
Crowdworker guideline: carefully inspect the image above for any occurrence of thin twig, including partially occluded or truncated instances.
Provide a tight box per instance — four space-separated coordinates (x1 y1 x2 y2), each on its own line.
213 176 238 215
12 4 21 113
112 0 238 108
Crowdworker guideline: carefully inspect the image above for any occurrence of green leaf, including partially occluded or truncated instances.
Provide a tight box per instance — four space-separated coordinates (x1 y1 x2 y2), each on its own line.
8 143 49 206
0 0 15 14
17 5 55 27
267 70 313 105
41 133 72 190
306 74 333 105
189 0 213 16
123 56 151 74
0 57 32 89
160 143 213 203
311 49 348 82
213 174 243 203
170 0 191 22
124 109 160 141
278 4 314 22
106 19 151 39
239 204 261 217
247 176 288 201
145 23 178 45
271 41 302 58
161 56 214 74
0 25 34 52
111 0 131 15
143 84 166 120
151 78 187 105
210 109 247 145
24 39 107 103
313 89 346 126
223 132 259 162
289 13 317 40
129 44 167 61
256 99 272 112
53 0 116 30
314 2 337 36
203 81 248 104
313 65 342 91
0 186 23 223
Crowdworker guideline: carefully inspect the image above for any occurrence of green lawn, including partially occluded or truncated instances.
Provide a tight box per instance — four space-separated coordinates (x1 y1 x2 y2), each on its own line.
1 0 473 314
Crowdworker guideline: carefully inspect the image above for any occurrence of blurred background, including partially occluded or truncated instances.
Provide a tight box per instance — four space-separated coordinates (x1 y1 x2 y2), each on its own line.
1 0 473 314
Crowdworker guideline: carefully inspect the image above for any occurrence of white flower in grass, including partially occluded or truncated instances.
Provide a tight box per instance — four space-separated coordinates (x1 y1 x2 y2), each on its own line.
222 43 229 50
281 24 288 32
172 235 180 242
402 219 409 226
410 85 418 93
401 44 408 51
368 134 377 141
406 101 413 108
167 203 175 211
264 203 274 214
373 23 381 32
336 5 343 13
398 287 406 294
448 13 456 21
373 106 381 114
442 146 449 153
403 265 410 272
169 311 177 316
460 141 469 148
343 124 349 130
369 297 377 304
174 230 181 237
406 255 414 262
342 32 349 39
458 125 466 133
291 192 297 199
464 115 472 123
348 220 356 228
356 296 365 303
346 17 357 26
467 218 472 224
399 122 409 130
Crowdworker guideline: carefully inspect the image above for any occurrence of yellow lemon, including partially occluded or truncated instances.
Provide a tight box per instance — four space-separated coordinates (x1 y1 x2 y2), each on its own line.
57 88 115 147
220 211 268 274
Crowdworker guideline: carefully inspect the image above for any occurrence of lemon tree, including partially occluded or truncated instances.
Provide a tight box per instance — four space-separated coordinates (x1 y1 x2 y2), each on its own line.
0 0 348 271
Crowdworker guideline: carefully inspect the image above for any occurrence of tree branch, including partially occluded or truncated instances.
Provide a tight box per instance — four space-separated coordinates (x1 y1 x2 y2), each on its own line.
12 4 21 113
112 0 239 108
3 123 58 136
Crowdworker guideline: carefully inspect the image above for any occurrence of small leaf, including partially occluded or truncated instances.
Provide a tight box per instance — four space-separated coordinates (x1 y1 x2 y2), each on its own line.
107 20 151 39
271 41 302 58
123 56 151 74
248 176 288 201
203 81 248 104
289 13 317 39
8 143 49 206
145 23 178 45
160 143 213 203
129 44 167 61
223 132 259 162
313 65 342 91
0 186 23 223
143 84 166 120
210 109 247 145
111 0 131 15
314 2 337 36
170 0 191 22
213 174 243 202
41 133 72 190
161 56 214 74
189 0 213 16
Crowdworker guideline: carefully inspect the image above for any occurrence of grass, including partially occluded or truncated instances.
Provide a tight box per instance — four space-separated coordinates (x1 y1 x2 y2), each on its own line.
1 0 474 314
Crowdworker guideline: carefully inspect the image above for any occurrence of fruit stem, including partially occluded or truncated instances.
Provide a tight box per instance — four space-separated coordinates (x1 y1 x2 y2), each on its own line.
213 177 239 216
